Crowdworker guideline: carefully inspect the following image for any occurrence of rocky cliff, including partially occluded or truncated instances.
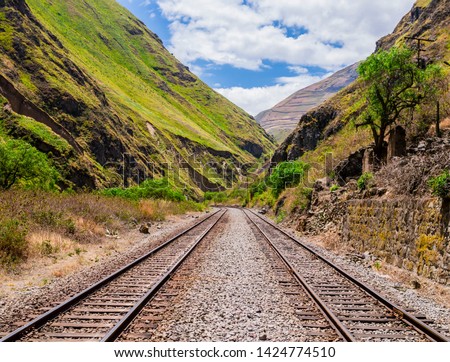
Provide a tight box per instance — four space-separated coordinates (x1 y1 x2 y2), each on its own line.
291 134 450 284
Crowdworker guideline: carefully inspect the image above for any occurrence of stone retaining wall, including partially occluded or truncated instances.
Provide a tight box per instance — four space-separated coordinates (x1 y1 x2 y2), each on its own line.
343 198 449 284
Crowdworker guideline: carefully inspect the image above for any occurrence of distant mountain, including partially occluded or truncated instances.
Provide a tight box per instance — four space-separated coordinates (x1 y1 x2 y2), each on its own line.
0 0 274 194
255 63 358 143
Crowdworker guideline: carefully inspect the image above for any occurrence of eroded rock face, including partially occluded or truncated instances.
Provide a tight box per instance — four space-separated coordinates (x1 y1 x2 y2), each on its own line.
271 105 339 163
1 0 31 16
376 0 450 59
334 149 365 185
240 140 264 158
0 74 83 154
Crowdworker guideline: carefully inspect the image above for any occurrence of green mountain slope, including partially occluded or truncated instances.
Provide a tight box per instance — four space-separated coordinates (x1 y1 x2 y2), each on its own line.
0 0 274 193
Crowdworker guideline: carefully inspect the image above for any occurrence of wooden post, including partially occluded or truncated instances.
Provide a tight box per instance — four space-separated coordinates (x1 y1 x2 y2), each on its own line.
436 101 441 138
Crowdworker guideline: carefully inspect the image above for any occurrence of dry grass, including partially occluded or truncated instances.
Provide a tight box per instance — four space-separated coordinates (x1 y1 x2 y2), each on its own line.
74 217 105 237
378 263 450 308
376 140 450 196
139 199 205 221
27 230 75 259
0 190 203 271
307 231 352 253
440 118 450 129
139 200 170 221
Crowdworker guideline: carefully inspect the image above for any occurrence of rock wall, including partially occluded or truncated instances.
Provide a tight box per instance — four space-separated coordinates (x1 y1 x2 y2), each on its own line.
293 178 449 285
343 198 449 284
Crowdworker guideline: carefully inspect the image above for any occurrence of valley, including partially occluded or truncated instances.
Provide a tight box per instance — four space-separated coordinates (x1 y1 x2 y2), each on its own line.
0 0 449 345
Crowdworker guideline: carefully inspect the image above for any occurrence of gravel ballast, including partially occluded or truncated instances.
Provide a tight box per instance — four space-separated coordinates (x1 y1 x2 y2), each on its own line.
147 208 309 342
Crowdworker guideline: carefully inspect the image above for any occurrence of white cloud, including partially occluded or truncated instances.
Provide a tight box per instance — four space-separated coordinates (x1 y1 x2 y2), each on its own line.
154 0 414 114
157 0 413 71
215 72 328 116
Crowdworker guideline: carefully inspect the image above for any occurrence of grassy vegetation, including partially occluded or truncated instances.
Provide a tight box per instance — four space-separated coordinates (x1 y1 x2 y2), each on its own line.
330 184 340 192
0 136 60 190
357 172 374 191
204 191 229 204
0 219 28 268
101 178 185 202
415 0 432 7
12 0 271 185
268 161 310 197
12 115 72 156
0 189 204 270
428 170 450 199
244 161 311 213
0 102 63 191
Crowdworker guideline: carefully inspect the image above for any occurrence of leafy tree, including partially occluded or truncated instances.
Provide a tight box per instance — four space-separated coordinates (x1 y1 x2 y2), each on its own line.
0 138 59 190
357 46 443 160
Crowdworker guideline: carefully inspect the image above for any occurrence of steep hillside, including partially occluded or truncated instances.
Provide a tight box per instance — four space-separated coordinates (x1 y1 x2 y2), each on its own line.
0 0 274 193
256 63 358 143
259 0 450 285
271 0 450 169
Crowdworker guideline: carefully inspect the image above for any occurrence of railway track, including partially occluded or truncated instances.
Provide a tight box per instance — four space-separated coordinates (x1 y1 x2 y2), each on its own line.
244 209 449 342
2 207 447 342
119 209 342 342
1 209 227 342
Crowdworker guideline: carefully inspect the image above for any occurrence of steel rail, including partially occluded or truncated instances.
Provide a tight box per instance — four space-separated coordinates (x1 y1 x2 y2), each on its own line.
1 209 223 342
246 209 449 342
103 209 227 341
243 209 354 342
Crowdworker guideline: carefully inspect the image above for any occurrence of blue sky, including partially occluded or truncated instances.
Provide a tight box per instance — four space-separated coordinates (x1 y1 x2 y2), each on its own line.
116 0 413 116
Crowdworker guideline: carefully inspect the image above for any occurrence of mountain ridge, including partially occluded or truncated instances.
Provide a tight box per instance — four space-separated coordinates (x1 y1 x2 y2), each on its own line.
0 0 274 194
255 63 358 143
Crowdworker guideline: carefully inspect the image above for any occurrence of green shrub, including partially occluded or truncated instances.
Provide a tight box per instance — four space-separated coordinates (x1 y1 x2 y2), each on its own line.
0 137 60 190
357 172 373 191
32 211 76 234
62 218 76 234
428 170 450 199
39 240 59 256
101 177 185 201
249 181 267 198
32 210 63 227
252 190 277 208
204 191 228 203
268 161 309 197
228 188 247 200
0 219 28 267
302 187 313 198
276 210 286 223
330 184 340 192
